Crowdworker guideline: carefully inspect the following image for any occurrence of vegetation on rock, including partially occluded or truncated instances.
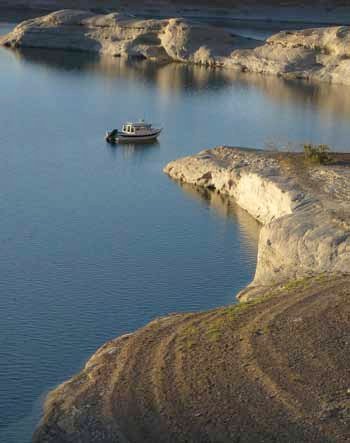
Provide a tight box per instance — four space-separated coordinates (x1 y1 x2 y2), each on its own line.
303 143 332 164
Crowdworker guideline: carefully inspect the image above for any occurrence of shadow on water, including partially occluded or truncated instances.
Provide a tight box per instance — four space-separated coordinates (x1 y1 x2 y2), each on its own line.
10 47 235 91
175 180 260 257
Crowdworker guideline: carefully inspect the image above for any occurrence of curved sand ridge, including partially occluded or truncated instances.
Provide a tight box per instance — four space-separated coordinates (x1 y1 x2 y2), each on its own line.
3 10 350 85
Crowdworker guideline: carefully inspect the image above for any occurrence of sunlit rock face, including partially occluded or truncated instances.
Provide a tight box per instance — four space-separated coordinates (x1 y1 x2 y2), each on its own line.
0 9 256 64
3 10 350 85
164 147 350 298
226 27 350 86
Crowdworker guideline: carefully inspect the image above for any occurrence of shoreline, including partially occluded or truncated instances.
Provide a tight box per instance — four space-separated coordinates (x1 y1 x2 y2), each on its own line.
165 147 350 299
2 10 350 86
33 148 350 442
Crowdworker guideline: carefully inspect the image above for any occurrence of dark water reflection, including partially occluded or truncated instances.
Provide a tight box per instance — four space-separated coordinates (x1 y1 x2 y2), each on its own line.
1 39 350 443
9 47 235 91
177 182 260 249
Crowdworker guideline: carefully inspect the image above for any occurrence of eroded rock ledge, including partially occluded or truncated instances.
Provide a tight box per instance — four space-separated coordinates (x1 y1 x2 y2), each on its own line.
0 10 256 65
3 10 350 85
164 147 350 299
227 26 350 85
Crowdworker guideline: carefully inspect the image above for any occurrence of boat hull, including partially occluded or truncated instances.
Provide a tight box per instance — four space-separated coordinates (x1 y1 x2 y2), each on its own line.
105 129 162 143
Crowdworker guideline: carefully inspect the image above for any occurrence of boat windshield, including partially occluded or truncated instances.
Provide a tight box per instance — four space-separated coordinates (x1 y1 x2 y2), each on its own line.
123 123 153 133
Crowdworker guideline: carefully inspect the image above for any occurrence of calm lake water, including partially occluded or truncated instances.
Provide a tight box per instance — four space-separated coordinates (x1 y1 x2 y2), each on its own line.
1 19 350 443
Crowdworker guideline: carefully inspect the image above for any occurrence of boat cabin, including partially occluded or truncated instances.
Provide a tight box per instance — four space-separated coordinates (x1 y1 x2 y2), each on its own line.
105 120 161 143
122 121 152 134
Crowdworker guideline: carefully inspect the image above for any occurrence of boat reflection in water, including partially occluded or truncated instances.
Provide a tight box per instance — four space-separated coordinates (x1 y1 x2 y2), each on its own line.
106 138 160 160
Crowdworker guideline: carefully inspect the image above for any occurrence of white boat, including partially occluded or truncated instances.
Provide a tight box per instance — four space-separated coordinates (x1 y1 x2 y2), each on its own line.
105 121 162 143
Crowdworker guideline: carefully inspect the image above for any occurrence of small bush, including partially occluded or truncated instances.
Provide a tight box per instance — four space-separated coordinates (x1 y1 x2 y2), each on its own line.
303 143 332 164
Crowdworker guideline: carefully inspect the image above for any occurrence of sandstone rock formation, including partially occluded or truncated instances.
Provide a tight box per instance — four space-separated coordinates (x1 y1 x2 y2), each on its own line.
164 147 350 299
0 9 255 64
3 10 350 85
226 26 350 85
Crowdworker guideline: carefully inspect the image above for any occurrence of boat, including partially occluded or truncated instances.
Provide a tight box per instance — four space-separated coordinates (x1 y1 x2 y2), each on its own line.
105 121 162 143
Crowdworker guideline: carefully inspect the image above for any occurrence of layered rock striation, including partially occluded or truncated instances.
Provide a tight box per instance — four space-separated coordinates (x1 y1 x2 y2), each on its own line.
164 147 350 299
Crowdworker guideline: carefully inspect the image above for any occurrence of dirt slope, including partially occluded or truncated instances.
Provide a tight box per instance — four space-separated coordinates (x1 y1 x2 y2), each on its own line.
34 274 350 442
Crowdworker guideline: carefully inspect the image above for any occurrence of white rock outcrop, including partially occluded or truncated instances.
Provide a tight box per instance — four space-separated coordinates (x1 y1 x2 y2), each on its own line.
226 26 350 85
164 147 350 299
3 10 350 85
0 9 254 64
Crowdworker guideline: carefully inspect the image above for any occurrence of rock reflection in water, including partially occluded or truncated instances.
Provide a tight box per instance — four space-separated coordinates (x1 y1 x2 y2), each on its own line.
233 71 350 121
11 47 350 123
177 181 260 258
12 47 235 92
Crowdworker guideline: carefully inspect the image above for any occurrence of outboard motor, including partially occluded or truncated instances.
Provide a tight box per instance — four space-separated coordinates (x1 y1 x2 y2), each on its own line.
105 129 118 143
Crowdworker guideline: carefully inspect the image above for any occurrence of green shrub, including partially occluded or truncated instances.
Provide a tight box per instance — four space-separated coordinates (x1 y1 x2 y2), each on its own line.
303 143 332 164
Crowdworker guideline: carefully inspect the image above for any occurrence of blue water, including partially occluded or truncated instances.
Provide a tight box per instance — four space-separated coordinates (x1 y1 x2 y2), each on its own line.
1 19 350 443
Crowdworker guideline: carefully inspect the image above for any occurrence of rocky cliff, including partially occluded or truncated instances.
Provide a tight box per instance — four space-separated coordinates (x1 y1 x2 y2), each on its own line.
3 10 350 85
164 147 350 299
0 10 256 64
226 26 350 85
